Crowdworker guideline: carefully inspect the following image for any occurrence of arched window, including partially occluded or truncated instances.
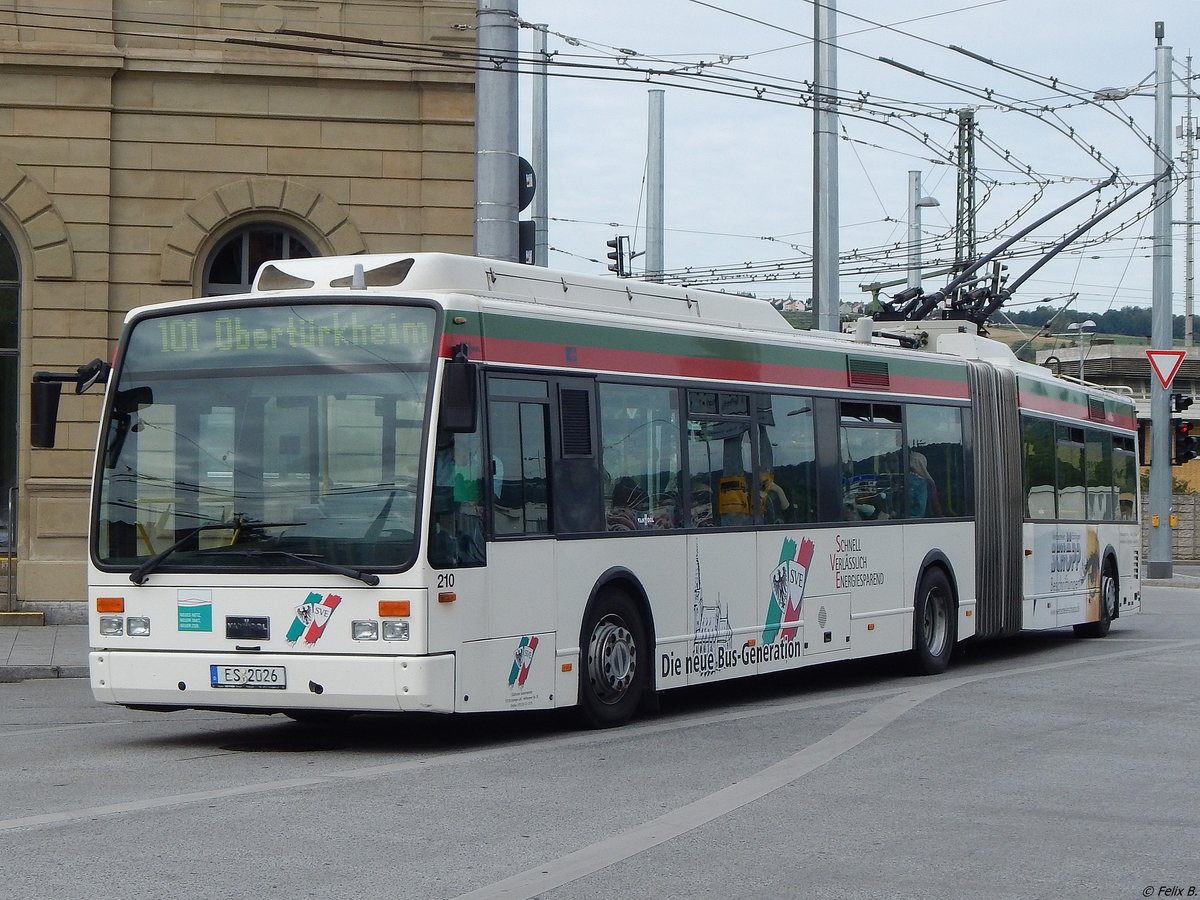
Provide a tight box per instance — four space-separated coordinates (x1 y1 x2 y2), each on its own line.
202 225 315 296
0 231 18 549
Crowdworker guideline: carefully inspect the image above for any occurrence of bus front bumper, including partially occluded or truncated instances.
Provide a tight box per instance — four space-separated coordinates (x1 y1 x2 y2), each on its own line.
90 650 457 714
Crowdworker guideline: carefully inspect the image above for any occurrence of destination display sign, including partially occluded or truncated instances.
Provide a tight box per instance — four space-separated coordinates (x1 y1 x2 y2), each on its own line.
121 303 436 373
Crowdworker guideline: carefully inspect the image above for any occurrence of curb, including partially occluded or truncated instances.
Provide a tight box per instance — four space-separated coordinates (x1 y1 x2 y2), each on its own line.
0 664 89 683
1143 575 1200 587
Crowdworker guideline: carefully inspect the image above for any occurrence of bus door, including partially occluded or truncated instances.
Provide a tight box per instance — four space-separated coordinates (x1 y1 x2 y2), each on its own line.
684 389 758 684
483 375 556 639
451 374 559 710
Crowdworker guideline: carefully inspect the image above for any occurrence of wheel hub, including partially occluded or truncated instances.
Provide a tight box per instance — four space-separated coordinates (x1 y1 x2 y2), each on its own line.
923 590 948 657
1102 572 1118 619
588 617 636 705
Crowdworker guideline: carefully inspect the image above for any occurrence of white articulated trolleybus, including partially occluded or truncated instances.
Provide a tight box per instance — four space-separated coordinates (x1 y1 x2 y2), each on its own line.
31 253 1141 726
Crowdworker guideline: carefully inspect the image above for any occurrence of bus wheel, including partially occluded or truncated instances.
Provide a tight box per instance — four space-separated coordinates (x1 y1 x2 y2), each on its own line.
579 589 647 728
910 567 955 675
1074 559 1117 639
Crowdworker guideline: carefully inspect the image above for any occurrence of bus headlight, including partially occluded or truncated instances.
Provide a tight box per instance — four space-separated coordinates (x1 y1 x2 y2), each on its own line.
383 620 409 641
126 617 151 637
99 616 124 636
352 620 379 641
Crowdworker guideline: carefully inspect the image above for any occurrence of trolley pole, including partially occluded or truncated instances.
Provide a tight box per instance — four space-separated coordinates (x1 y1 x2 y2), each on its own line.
1148 22 1175 579
474 0 520 262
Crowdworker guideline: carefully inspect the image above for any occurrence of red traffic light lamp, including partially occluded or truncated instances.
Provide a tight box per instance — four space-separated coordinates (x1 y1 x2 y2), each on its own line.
1172 417 1199 465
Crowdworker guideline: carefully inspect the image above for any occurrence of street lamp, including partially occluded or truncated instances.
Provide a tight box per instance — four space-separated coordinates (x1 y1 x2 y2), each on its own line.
907 170 940 291
1066 319 1097 381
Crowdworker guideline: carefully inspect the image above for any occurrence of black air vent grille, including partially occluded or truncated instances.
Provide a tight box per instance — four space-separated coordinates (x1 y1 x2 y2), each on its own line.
847 357 890 389
560 389 593 456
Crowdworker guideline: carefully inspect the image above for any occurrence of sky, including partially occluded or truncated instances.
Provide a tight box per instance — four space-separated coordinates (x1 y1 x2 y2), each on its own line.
512 0 1200 322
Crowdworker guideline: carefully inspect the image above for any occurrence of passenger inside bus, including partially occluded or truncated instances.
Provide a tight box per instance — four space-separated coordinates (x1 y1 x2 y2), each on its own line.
907 451 943 518
760 472 791 524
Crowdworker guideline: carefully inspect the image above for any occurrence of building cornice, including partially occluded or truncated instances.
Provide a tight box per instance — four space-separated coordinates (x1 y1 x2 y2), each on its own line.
0 43 473 86
0 42 124 72
125 43 473 84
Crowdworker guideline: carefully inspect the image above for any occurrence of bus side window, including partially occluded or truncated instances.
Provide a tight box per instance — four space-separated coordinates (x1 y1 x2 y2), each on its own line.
757 394 816 524
687 422 753 527
598 383 682 531
905 404 966 519
686 391 753 528
1113 435 1137 522
1023 415 1056 519
1055 424 1086 521
839 402 904 521
1085 428 1114 522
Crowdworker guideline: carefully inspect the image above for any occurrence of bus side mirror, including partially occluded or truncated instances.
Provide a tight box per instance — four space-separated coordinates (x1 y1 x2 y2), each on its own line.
75 357 108 394
31 358 110 449
30 380 63 449
439 358 478 434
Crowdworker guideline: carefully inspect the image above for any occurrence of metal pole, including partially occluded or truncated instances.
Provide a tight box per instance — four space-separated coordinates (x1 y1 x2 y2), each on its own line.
907 171 922 291
812 0 840 331
1185 54 1194 349
4 487 14 610
474 0 520 261
954 109 977 285
646 89 665 282
1148 22 1175 579
532 23 549 267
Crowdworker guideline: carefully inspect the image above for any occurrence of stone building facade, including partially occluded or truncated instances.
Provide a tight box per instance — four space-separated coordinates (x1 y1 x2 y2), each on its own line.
0 0 476 620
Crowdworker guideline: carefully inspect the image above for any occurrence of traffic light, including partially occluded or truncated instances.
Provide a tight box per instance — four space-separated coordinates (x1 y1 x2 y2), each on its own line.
1174 392 1195 413
606 235 629 277
518 220 535 265
1173 417 1199 465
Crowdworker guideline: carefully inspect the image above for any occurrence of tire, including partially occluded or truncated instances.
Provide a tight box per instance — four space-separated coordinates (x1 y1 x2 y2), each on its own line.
578 588 648 728
910 567 955 675
1074 559 1117 639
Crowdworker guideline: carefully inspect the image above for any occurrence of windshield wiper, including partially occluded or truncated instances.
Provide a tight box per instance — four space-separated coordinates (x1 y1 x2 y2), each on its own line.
129 517 302 585
221 549 381 587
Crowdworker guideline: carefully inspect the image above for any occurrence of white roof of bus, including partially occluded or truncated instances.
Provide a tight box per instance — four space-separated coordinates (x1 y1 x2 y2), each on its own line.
125 252 1132 409
246 252 797 335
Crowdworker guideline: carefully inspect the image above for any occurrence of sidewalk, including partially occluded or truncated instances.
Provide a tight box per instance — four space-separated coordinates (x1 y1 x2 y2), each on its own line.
0 625 89 682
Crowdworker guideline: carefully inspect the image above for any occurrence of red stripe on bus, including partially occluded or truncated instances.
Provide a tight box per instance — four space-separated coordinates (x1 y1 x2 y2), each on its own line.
472 336 970 399
1020 391 1137 431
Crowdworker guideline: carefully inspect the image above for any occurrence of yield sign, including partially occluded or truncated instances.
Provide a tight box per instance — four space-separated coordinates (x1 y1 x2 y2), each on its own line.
1147 349 1187 389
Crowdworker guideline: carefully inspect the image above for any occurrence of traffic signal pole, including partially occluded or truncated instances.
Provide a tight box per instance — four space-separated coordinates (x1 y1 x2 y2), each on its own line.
1148 24 1175 578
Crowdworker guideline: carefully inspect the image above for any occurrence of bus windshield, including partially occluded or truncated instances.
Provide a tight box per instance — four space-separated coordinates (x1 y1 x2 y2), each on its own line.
95 302 437 575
